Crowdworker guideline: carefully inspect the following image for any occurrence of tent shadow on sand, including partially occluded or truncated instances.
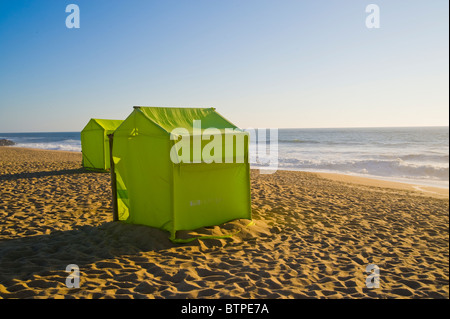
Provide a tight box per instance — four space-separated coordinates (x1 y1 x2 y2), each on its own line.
0 221 179 287
0 218 255 292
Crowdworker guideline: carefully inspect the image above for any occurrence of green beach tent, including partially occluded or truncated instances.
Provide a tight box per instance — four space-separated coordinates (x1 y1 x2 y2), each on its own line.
81 118 123 170
110 106 252 242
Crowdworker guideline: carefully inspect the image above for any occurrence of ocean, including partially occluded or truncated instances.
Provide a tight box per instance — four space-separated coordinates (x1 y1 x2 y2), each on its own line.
0 132 82 152
1 127 448 188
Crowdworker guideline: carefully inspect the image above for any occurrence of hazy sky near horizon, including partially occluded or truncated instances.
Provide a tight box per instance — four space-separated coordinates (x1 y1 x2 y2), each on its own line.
0 0 448 132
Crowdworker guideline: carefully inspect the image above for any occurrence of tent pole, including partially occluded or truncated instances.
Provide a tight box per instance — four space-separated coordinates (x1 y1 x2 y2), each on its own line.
108 133 119 222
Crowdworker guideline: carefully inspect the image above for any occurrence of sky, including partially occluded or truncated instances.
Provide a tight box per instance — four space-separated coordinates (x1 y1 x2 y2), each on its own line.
0 0 448 132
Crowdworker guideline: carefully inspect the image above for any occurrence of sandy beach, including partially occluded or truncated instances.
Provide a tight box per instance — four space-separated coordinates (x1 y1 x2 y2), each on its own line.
0 147 448 299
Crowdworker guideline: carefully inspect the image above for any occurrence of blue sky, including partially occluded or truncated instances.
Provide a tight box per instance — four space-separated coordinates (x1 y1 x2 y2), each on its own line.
0 0 448 132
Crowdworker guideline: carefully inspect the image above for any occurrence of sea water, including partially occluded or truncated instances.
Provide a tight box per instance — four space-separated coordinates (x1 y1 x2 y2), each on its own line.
0 132 82 152
271 127 449 188
1 127 448 188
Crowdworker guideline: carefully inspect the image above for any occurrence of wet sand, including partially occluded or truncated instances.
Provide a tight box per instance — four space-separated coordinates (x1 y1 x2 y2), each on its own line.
0 147 448 299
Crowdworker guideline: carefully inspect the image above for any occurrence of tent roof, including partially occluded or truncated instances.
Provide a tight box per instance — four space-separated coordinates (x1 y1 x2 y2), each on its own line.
90 119 123 132
135 106 242 134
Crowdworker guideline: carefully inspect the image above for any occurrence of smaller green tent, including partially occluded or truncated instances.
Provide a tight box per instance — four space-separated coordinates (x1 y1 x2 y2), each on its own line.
81 119 123 170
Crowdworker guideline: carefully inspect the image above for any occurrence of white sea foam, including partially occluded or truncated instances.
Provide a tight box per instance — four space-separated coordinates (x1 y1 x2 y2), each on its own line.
14 142 81 152
273 158 448 181
3 133 83 152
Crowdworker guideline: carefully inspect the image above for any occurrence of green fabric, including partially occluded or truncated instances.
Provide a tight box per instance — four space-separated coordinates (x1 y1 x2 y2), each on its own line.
93 119 124 132
81 118 123 170
137 106 240 133
112 107 252 240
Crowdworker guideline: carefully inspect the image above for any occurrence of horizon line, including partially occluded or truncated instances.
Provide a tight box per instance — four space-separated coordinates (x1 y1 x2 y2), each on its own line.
0 125 449 134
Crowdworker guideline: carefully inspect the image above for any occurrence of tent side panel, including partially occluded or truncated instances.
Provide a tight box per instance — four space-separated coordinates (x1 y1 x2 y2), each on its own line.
173 162 251 232
80 131 87 167
112 110 173 232
100 120 124 169
81 128 106 169
103 132 111 170
81 119 95 168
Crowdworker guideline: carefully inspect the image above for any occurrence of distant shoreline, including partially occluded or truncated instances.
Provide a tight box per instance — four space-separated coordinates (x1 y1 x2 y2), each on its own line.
4 145 81 155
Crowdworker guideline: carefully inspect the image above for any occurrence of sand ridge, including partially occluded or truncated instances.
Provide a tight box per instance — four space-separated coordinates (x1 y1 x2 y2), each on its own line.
0 147 448 298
